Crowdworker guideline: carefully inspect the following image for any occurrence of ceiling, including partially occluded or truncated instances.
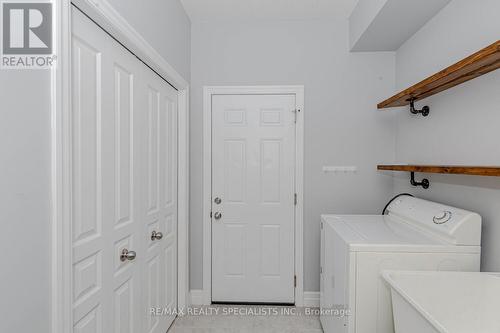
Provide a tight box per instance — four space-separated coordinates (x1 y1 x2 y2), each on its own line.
180 0 359 22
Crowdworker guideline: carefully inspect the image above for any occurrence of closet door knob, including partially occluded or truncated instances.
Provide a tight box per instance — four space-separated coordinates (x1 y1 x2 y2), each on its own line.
214 212 222 220
151 231 163 241
120 249 137 262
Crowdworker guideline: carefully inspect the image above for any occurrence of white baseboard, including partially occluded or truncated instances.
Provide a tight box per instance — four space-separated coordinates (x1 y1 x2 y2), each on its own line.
190 289 205 305
303 291 320 307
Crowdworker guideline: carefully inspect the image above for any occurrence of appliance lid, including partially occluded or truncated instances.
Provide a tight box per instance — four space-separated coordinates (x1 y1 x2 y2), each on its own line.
321 214 480 253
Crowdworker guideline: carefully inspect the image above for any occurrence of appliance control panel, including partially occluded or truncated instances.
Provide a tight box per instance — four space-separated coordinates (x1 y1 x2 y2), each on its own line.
387 196 481 246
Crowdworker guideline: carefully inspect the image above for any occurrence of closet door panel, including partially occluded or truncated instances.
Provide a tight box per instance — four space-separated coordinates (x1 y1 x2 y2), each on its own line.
108 50 143 333
161 85 178 328
142 83 163 333
72 9 110 333
72 8 142 333
139 70 178 333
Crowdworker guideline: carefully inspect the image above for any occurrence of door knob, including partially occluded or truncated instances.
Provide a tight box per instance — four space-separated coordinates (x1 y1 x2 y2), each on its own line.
151 230 163 241
214 212 222 220
214 197 222 205
120 249 137 262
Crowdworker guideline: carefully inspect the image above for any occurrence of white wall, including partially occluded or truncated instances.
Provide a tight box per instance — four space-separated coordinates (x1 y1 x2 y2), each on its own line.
190 18 396 291
107 0 191 80
349 0 452 51
392 0 500 271
0 1 190 332
0 71 52 333
349 0 386 49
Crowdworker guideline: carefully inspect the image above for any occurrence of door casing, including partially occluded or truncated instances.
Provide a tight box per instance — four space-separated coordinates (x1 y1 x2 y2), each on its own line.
202 86 304 305
52 1 190 332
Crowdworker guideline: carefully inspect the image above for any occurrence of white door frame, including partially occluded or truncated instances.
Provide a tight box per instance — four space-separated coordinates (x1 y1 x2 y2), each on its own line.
51 1 189 331
202 86 304 305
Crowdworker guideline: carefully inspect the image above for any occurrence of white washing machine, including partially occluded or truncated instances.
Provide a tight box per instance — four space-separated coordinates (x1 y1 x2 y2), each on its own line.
319 196 481 333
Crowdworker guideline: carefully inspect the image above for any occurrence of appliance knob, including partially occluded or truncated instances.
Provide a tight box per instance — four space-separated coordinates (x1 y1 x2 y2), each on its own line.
433 211 452 224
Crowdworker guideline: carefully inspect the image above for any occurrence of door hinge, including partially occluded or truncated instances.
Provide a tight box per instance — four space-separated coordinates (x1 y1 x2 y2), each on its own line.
294 193 298 206
210 211 213 218
294 275 297 288
321 221 323 229
320 266 323 274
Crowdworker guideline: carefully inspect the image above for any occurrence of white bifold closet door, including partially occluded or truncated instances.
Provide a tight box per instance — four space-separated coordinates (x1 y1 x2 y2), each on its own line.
71 7 177 333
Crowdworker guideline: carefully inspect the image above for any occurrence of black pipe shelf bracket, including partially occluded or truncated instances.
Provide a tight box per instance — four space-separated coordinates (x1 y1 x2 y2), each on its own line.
409 98 430 117
410 172 430 189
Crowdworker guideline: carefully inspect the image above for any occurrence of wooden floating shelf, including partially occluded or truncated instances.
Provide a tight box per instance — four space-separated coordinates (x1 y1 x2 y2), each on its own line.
378 40 500 109
378 165 500 177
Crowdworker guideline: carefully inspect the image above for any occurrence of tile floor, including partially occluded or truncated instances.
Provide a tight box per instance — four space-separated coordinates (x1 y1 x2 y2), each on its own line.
168 305 324 333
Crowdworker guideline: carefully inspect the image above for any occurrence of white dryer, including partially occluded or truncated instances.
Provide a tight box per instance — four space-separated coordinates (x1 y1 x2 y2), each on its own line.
319 196 481 333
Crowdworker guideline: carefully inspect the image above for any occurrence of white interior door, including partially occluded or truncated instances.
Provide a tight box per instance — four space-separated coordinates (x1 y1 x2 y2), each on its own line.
71 7 177 333
211 94 296 303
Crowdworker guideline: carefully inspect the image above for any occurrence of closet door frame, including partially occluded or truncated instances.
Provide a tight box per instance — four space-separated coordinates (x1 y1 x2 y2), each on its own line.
51 1 190 332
